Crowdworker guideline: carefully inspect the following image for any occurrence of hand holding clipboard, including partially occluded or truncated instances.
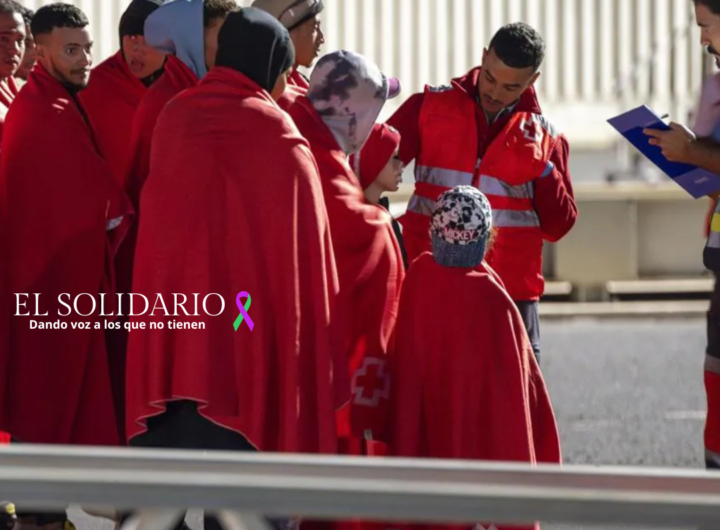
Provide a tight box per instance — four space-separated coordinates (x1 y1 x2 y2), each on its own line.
607 105 720 198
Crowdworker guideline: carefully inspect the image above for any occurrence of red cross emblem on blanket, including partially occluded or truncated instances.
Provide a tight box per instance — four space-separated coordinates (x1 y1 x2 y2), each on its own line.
520 115 543 143
352 357 390 407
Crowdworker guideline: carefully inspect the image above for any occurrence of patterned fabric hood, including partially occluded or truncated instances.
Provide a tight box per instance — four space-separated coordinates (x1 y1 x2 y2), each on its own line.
307 50 400 155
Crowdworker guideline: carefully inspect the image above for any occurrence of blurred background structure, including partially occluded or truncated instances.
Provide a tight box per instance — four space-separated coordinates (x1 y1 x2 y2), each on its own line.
20 0 715 146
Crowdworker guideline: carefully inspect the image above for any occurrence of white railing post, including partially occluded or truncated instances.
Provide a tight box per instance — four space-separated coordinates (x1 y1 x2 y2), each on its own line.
541 0 560 102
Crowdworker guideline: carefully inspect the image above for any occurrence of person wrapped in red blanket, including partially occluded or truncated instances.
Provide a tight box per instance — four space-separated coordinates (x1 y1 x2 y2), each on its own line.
349 123 409 270
354 186 561 530
281 51 405 447
109 0 238 447
125 0 238 207
79 0 166 184
0 4 131 447
126 7 340 456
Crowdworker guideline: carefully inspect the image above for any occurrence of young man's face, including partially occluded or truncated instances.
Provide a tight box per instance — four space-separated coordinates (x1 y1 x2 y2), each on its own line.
290 15 324 69
696 2 720 67
477 47 538 116
0 11 25 80
16 25 37 80
36 26 93 89
122 34 165 78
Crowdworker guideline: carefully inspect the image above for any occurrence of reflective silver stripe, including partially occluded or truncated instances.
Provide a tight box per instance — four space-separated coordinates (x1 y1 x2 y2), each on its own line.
494 209 540 228
709 231 720 250
706 449 720 468
535 114 558 138
415 165 473 187
407 194 437 217
541 161 554 178
479 175 534 200
107 216 123 231
426 84 453 93
706 354 720 375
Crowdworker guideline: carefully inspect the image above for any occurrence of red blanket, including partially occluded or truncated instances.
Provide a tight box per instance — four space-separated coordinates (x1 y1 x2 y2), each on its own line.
284 94 405 439
126 67 340 454
109 58 199 433
288 68 309 91
125 55 198 207
379 254 560 530
0 64 132 445
80 51 148 184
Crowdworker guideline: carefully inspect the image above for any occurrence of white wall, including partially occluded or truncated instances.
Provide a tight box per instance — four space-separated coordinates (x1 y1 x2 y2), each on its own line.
21 0 714 148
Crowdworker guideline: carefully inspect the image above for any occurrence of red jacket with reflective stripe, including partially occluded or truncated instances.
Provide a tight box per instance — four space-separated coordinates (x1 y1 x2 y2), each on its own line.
389 68 577 301
403 84 561 301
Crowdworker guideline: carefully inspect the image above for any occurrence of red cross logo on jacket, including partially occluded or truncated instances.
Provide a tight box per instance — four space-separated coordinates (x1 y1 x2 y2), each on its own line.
352 357 390 407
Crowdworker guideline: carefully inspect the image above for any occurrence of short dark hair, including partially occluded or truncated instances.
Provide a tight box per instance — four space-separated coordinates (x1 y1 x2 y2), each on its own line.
695 0 720 15
204 0 238 27
0 0 23 17
488 22 545 71
31 3 88 38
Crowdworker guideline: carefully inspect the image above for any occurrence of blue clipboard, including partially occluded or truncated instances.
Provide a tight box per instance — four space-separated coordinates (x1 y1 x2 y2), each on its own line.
607 105 720 199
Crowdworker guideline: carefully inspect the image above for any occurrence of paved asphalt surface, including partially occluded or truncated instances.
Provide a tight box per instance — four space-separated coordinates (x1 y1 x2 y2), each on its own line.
541 316 706 530
64 316 710 530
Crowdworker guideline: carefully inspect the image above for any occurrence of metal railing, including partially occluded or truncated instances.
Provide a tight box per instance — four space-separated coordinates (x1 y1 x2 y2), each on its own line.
1 444 720 529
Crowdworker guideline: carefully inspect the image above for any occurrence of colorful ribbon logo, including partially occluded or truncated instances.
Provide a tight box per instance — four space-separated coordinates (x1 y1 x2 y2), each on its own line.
233 292 254 331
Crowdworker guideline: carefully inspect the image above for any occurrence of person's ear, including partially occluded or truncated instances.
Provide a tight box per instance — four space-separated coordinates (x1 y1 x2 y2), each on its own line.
481 47 488 65
35 45 45 59
528 70 541 86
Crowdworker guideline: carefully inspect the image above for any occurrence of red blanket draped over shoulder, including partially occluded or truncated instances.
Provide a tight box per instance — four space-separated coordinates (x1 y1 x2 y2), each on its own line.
80 51 148 184
125 56 198 207
283 93 405 439
288 68 309 91
125 67 340 454
0 64 132 445
109 57 198 444
378 254 561 530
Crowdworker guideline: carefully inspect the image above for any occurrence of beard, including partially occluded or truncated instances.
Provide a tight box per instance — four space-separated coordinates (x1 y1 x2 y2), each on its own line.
45 56 89 93
58 70 89 94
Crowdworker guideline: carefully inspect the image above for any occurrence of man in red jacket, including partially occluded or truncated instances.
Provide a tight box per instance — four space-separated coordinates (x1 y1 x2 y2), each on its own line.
388 22 577 362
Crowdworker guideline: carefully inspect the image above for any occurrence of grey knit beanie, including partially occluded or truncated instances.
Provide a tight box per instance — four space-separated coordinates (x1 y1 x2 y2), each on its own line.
430 185 493 268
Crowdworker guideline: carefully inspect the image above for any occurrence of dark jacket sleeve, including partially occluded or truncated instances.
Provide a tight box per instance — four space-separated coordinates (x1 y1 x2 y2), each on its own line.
534 135 578 243
379 197 410 270
386 92 425 166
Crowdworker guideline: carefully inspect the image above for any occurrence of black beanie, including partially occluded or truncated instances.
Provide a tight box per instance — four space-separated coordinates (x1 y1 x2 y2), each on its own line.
215 8 296 93
119 0 163 39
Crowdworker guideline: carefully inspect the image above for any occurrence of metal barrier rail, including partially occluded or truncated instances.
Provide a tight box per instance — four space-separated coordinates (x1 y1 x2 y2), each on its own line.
0 445 720 528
